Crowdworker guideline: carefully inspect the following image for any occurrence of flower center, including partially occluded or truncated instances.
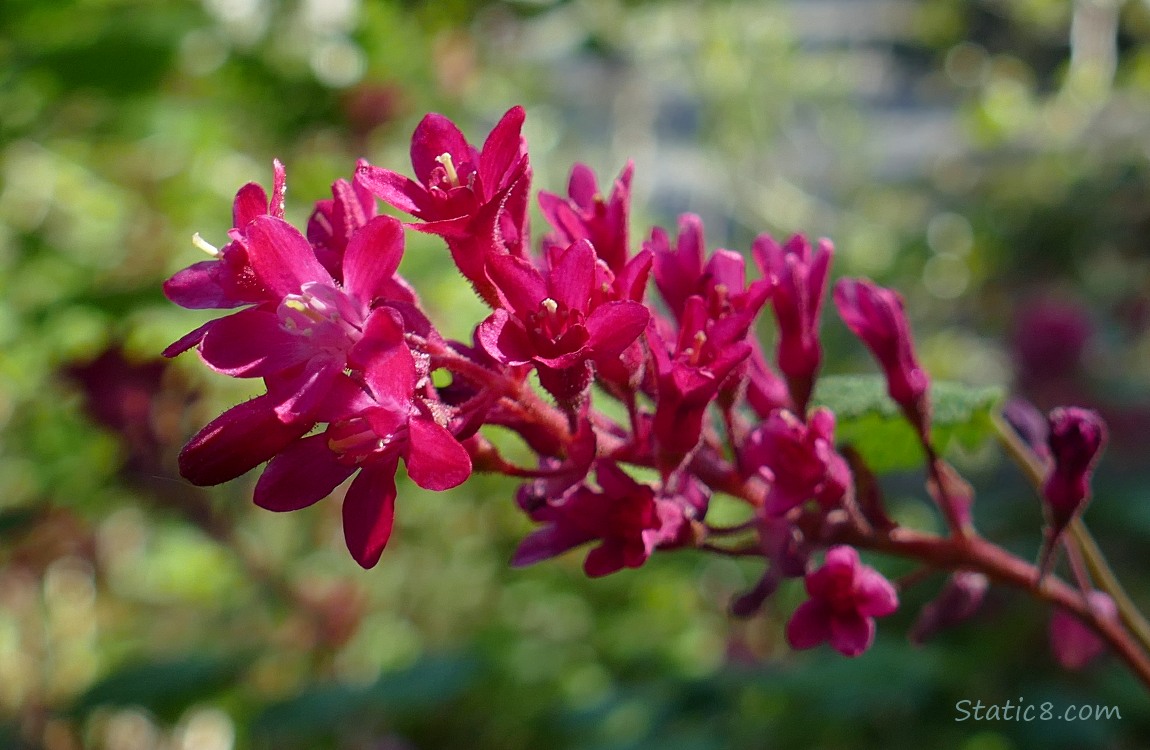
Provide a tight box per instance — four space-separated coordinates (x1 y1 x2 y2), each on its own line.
435 152 460 188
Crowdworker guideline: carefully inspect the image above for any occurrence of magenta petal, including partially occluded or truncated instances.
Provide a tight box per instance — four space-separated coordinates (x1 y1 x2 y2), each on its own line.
341 461 399 569
550 240 595 312
354 165 426 216
486 254 547 316
477 309 534 365
786 600 832 650
342 215 405 305
246 215 331 297
164 261 236 309
568 163 598 206
270 159 287 218
585 301 650 357
178 394 311 486
511 524 593 567
350 308 416 402
405 416 471 491
232 182 270 227
856 568 899 617
198 308 302 376
273 360 342 423
829 613 875 657
479 106 526 193
254 433 355 511
163 319 215 358
411 113 473 186
583 543 626 578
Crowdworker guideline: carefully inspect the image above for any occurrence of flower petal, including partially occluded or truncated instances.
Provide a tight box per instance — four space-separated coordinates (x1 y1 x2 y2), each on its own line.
583 543 626 578
856 567 899 618
410 113 473 186
232 181 270 227
585 301 650 358
342 461 399 569
829 612 875 657
486 253 547 317
178 394 311 486
511 523 593 568
478 106 526 194
163 261 238 310
272 359 343 423
350 308 416 402
254 433 355 511
342 215 405 305
245 215 331 298
405 415 471 491
198 308 303 376
354 165 426 216
477 309 534 366
785 599 832 650
550 239 595 312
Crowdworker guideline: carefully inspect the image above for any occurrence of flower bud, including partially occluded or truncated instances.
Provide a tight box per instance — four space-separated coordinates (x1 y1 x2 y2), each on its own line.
1043 407 1107 533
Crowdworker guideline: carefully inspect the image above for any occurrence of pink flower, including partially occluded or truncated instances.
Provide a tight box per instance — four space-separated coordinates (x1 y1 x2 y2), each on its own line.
511 460 689 577
163 160 286 314
786 545 898 657
833 278 930 433
477 239 649 405
648 297 751 474
1049 592 1117 670
306 161 378 281
195 214 413 425
539 161 634 274
1043 407 1107 535
753 233 832 411
356 107 531 306
741 407 850 517
252 309 471 568
650 214 771 332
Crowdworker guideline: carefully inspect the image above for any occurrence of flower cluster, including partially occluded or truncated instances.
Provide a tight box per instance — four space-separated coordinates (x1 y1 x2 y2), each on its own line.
165 106 1124 667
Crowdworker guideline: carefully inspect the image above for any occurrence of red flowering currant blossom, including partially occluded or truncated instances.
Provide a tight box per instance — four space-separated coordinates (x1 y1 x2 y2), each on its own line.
539 161 634 275
1049 591 1118 670
740 407 851 517
356 106 531 305
648 296 751 475
511 460 698 578
253 308 471 568
1043 406 1107 536
307 159 379 282
753 233 832 412
833 277 931 434
477 239 649 406
194 214 413 424
164 160 286 314
786 545 899 657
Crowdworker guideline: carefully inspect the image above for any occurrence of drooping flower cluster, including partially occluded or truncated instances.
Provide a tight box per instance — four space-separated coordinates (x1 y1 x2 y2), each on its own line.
164 106 1117 667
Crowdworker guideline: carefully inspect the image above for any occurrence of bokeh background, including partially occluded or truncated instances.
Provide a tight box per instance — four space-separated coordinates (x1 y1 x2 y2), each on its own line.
2 0 1150 747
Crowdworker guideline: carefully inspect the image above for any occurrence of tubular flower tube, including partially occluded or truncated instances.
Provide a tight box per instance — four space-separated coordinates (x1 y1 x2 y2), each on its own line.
833 277 931 436
753 233 832 412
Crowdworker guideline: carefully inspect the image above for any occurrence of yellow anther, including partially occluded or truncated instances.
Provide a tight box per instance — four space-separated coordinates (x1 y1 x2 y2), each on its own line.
541 298 559 315
435 152 460 186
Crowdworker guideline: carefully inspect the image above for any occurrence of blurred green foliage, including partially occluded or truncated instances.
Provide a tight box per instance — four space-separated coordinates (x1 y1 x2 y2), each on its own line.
1 0 1149 748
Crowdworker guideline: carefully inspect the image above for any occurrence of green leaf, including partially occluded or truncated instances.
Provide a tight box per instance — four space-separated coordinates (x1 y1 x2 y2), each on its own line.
812 375 1003 474
251 654 480 745
68 655 248 722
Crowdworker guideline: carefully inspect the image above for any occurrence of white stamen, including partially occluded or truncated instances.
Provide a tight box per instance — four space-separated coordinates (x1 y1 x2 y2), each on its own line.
435 152 460 186
192 232 220 257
